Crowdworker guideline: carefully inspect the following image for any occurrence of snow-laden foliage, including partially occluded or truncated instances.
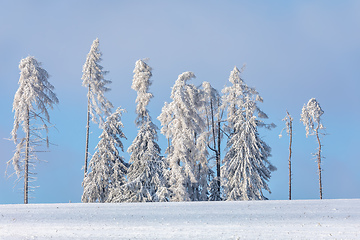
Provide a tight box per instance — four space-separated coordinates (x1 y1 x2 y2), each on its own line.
82 38 113 125
221 66 275 201
82 38 114 175
201 82 222 201
82 107 127 203
120 59 169 202
9 56 58 203
193 128 210 201
279 111 293 138
131 59 153 125
300 98 324 137
222 66 270 132
300 98 325 199
202 81 222 148
158 72 208 201
202 82 221 124
11 56 58 145
124 121 169 202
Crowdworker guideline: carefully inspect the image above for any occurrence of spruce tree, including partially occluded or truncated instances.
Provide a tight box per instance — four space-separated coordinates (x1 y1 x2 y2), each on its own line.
82 107 127 203
9 56 58 204
158 72 208 201
123 59 169 202
221 66 275 201
82 38 113 176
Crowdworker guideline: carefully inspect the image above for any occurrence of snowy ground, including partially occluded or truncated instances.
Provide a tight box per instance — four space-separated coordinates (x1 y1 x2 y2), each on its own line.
0 199 359 239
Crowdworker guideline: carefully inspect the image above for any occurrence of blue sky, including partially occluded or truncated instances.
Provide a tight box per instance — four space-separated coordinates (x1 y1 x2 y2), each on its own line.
0 0 359 204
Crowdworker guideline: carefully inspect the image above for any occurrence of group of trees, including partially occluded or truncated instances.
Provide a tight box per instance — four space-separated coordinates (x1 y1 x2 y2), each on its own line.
7 38 325 204
80 39 277 203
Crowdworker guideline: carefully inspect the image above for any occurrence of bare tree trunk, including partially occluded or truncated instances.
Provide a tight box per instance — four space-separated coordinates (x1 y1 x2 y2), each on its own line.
216 120 221 197
316 127 322 199
84 85 91 177
287 111 292 200
24 107 30 204
210 100 221 199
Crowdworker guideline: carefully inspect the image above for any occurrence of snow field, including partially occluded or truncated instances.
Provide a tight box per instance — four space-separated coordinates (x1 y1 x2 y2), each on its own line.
0 199 359 239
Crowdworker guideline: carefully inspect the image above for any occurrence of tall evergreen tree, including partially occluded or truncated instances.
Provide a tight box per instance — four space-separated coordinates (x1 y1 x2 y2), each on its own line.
123 59 169 202
221 66 275 201
158 72 208 201
9 56 58 204
300 98 325 199
82 107 127 203
82 38 113 176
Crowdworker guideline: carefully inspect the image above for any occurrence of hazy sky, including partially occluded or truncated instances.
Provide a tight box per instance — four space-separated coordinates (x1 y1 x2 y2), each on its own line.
1 0 359 204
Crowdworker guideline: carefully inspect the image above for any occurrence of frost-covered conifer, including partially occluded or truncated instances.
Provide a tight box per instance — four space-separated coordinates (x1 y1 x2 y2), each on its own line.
300 98 325 199
122 59 169 202
221 66 275 201
82 107 127 203
82 38 113 175
158 72 208 201
9 56 58 204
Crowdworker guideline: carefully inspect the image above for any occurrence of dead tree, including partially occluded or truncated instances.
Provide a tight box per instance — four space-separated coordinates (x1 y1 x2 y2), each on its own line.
280 110 293 200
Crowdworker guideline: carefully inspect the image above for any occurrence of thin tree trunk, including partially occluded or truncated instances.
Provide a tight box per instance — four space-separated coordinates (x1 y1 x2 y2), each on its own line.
316 127 322 199
287 111 292 200
24 107 30 204
210 100 221 199
286 111 293 200
216 119 221 198
84 85 91 177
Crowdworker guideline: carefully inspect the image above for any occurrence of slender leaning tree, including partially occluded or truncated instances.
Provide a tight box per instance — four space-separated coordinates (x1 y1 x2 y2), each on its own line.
82 38 113 176
300 98 325 199
221 66 276 201
124 59 169 202
280 110 293 200
82 107 127 203
9 56 58 204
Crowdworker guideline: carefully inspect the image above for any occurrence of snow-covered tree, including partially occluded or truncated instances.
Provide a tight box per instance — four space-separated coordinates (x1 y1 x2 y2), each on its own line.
300 98 325 199
8 56 58 204
221 66 276 201
201 82 223 201
279 110 293 200
122 59 169 202
131 59 153 125
158 72 208 201
82 38 113 176
82 107 127 203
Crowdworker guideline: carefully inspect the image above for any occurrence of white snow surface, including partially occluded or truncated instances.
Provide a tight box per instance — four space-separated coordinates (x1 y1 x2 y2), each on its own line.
0 199 359 239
